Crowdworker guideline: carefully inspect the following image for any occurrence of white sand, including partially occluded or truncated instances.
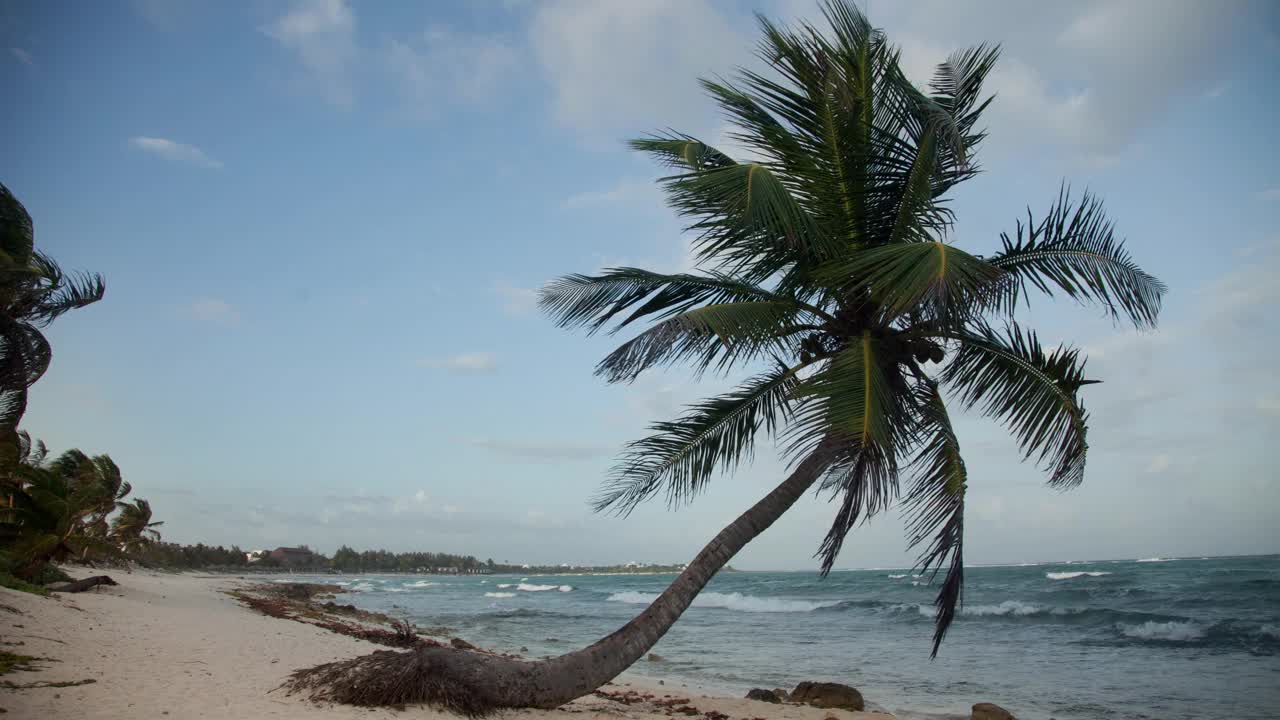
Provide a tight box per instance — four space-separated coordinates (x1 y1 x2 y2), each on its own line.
1 572 893 719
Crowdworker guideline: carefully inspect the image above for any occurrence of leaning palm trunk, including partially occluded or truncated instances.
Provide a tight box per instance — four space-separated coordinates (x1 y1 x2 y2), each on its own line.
286 443 836 713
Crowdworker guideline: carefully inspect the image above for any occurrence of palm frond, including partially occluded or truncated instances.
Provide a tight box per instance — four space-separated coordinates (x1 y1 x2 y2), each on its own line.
903 381 966 656
595 365 799 515
988 187 1164 329
943 322 1092 487
925 43 999 182
815 241 1004 322
661 161 835 272
787 333 897 457
597 301 817 383
0 183 34 267
539 268 812 336
629 134 738 172
813 441 897 574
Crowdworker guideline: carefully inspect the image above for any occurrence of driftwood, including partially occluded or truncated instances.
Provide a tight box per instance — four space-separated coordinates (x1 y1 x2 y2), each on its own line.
47 575 118 593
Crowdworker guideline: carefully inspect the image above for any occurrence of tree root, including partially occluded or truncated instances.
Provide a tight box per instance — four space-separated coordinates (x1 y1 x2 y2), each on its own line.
281 647 500 717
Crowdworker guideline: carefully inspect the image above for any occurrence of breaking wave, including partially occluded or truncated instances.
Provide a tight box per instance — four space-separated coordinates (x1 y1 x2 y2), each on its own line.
517 583 573 592
484 592 515 598
608 591 839 613
1118 621 1205 641
1047 571 1113 580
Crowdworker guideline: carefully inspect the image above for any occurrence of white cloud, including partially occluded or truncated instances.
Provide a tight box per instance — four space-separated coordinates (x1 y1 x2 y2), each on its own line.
1144 454 1171 475
132 0 198 29
11 48 33 66
129 137 222 169
1258 187 1280 202
418 352 498 373
262 0 356 107
562 177 661 210
868 0 1250 166
385 27 520 113
496 285 539 317
189 298 239 324
529 0 744 135
467 436 613 461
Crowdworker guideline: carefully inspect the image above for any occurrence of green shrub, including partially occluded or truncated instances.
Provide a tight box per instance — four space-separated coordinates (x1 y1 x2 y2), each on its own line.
0 571 50 597
30 564 70 584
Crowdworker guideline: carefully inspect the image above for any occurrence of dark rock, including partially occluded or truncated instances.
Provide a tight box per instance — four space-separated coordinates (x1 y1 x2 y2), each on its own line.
971 702 1016 720
647 653 665 662
790 681 865 711
772 688 790 701
449 637 477 650
745 689 781 703
519 646 529 653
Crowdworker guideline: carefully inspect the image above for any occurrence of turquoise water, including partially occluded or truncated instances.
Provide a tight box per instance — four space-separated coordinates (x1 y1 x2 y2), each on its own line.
289 555 1280 719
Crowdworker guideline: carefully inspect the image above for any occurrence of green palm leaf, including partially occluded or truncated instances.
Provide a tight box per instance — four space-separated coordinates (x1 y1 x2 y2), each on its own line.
597 301 818 383
989 188 1165 329
629 135 738 172
903 381 967 657
596 365 800 515
539 267 815 336
660 161 835 273
944 322 1093 488
788 332 896 455
816 241 1004 322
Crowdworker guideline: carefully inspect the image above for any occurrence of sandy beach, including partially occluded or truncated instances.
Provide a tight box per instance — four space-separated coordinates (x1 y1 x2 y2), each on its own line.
0 572 894 720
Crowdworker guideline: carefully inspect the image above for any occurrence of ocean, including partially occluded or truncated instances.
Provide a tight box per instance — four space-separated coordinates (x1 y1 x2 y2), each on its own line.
288 554 1280 719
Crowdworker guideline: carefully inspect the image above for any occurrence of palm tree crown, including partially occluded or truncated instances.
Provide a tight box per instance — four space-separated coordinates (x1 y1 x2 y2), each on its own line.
0 183 105 472
542 1 1164 654
112 498 164 553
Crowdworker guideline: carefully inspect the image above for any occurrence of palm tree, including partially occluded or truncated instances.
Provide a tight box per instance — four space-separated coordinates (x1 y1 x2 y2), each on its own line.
0 183 105 475
287 2 1163 711
5 463 118 580
111 498 163 554
46 450 131 543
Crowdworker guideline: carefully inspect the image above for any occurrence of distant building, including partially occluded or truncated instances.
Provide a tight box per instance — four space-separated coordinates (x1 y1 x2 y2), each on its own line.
269 546 316 567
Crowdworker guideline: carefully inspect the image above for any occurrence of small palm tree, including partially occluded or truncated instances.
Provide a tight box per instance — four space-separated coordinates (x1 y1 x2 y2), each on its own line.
6 464 117 579
287 2 1163 710
111 498 163 554
0 183 105 475
47 450 131 541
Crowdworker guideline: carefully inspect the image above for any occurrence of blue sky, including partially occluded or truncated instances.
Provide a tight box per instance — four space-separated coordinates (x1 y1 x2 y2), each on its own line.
2 0 1277 569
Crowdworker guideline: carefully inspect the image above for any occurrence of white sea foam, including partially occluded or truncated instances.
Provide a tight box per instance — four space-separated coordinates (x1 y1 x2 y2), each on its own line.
484 592 515 598
1136 557 1173 563
608 591 838 613
496 583 514 588
1118 621 1205 641
349 582 374 592
385 588 408 593
962 600 1042 617
558 585 573 592
405 580 437 588
517 583 561 592
887 573 922 579
1046 571 1112 580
